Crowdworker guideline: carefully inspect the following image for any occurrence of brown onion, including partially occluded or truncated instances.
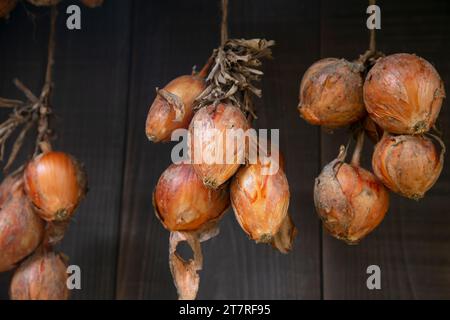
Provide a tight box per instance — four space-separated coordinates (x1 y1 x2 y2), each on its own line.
231 159 290 243
189 103 250 188
80 0 103 7
153 163 230 231
146 75 206 142
364 53 445 134
27 0 60 6
314 136 389 244
0 0 17 18
298 58 365 128
0 177 45 272
372 134 444 199
10 249 69 300
24 151 88 222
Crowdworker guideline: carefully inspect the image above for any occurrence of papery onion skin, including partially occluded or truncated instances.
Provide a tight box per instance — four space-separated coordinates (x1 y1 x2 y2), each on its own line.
153 163 230 231
231 161 290 243
314 152 389 244
189 103 250 189
146 75 205 142
372 134 444 199
0 0 17 18
10 250 69 300
364 53 445 134
0 178 45 272
298 58 365 128
24 151 88 222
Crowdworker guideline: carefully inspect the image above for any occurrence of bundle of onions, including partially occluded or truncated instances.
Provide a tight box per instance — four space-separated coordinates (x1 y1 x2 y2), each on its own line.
314 134 389 244
364 53 445 135
372 134 444 199
0 177 44 272
298 58 366 128
189 103 250 189
10 249 69 300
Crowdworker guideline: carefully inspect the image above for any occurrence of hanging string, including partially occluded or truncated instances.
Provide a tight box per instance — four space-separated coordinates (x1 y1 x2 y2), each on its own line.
36 6 57 154
368 0 376 54
220 0 228 46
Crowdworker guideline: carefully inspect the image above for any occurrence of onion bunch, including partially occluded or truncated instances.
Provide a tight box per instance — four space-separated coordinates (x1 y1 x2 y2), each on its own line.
299 46 445 243
147 35 297 299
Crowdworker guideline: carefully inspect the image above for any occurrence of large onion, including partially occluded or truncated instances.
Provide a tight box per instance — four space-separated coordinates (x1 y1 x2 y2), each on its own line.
10 249 69 300
146 75 205 142
314 138 389 244
189 103 250 188
231 158 290 243
153 163 230 231
0 177 45 272
372 134 444 199
298 58 365 128
24 151 88 222
364 53 445 134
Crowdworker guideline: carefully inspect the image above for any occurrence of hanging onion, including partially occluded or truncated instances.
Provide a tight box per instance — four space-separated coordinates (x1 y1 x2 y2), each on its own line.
10 249 69 300
153 163 230 231
298 58 365 128
364 53 445 134
0 0 17 18
0 177 44 272
146 75 206 142
189 103 250 189
372 133 444 199
24 151 88 222
314 136 389 244
231 158 290 243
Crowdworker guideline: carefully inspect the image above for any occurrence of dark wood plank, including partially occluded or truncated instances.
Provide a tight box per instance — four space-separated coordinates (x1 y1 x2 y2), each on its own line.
0 1 132 299
51 1 132 299
320 0 450 299
116 0 322 299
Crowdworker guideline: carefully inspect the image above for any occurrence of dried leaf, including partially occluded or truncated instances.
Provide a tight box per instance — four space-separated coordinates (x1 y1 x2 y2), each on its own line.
169 218 221 300
271 214 298 254
4 119 33 172
194 38 275 119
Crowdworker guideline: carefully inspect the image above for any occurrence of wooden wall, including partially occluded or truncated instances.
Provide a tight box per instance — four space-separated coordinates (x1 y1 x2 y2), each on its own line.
0 0 449 299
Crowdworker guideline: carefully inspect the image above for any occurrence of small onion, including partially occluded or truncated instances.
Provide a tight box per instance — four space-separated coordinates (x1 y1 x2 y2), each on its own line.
10 249 69 300
314 144 389 244
364 53 445 134
0 178 45 272
231 159 290 243
189 103 250 188
372 134 444 199
0 0 17 18
298 58 365 128
26 0 60 6
146 75 205 142
80 0 103 8
153 163 230 231
24 151 88 222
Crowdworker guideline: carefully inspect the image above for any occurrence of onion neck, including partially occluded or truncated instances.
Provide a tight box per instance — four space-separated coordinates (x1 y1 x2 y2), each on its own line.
351 131 365 167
